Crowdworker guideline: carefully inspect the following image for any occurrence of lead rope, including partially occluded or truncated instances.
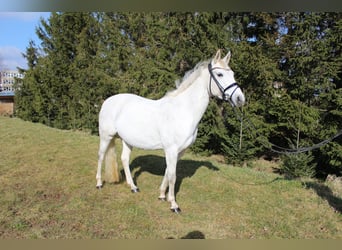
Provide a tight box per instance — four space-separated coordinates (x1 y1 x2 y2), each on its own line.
232 106 342 155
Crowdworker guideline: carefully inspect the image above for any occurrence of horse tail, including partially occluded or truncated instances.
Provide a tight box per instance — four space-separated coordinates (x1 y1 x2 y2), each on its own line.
104 138 121 183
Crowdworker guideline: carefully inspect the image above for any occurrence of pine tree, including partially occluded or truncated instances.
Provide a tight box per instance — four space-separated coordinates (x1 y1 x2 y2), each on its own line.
15 40 44 122
15 12 341 176
33 13 81 128
69 13 103 131
279 12 342 176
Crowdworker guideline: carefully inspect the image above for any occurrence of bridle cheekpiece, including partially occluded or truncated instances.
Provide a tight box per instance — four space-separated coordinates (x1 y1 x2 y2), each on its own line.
208 62 240 106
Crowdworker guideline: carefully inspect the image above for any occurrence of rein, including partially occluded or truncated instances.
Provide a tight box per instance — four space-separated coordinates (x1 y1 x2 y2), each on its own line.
208 63 240 105
232 106 342 155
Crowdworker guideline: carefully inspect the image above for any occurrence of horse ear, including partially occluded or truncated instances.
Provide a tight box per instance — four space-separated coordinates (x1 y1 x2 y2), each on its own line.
223 51 231 64
213 49 221 62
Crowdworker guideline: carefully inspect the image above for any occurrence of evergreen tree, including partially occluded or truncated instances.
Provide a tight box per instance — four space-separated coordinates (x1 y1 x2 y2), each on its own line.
279 12 342 176
34 12 97 129
15 40 45 123
15 12 341 176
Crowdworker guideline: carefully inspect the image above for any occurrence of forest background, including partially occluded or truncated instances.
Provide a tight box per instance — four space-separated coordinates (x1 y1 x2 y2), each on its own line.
14 12 342 178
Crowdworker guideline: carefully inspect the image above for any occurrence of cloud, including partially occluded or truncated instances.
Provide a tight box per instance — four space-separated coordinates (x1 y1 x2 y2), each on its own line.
0 46 27 70
0 12 48 21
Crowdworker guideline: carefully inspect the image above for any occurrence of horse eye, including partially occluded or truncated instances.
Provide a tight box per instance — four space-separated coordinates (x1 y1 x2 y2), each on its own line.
217 73 223 77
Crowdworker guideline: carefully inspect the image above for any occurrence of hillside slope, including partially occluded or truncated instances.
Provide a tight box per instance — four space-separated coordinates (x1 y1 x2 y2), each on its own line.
0 116 341 239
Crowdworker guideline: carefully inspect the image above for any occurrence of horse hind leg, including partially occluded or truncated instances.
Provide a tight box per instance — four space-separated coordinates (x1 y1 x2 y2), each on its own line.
96 135 120 188
96 136 110 188
104 138 121 184
121 140 139 193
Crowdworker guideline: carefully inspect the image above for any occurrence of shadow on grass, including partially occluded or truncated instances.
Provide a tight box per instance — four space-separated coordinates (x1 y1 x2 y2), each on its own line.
128 155 219 196
166 230 206 239
180 230 205 239
303 181 342 214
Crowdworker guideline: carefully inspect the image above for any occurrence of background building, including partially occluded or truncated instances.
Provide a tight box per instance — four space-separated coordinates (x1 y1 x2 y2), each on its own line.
0 70 24 92
0 70 24 116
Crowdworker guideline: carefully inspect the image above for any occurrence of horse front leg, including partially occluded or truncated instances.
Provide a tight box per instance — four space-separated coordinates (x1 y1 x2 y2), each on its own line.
159 174 168 201
167 166 180 213
159 150 183 201
162 148 181 213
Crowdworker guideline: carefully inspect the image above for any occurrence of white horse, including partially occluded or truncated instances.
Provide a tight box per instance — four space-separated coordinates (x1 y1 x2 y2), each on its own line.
96 50 245 213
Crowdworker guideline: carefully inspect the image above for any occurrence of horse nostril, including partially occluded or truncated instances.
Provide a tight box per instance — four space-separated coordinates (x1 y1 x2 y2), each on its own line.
237 95 245 106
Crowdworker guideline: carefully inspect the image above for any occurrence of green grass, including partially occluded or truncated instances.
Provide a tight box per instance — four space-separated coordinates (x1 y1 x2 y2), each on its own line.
0 116 341 239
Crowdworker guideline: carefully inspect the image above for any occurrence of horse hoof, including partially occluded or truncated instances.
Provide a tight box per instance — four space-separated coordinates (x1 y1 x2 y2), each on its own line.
171 207 181 214
96 185 102 189
158 197 167 201
131 188 140 193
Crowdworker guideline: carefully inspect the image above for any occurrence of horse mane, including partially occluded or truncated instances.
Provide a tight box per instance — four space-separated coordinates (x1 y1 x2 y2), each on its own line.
166 60 210 97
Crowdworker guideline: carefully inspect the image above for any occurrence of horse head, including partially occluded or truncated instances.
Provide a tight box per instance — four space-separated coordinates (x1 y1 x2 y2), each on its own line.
208 50 245 107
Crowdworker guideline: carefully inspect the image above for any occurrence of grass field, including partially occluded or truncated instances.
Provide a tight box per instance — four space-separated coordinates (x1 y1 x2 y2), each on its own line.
0 116 341 239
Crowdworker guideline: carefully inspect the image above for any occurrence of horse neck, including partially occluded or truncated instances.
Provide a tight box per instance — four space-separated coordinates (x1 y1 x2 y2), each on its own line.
172 71 210 122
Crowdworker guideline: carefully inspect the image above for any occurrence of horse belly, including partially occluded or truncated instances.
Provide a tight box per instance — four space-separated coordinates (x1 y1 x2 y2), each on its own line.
117 122 162 150
115 97 163 150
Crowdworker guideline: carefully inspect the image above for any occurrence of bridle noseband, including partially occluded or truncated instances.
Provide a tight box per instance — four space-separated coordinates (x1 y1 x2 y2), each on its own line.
208 62 240 106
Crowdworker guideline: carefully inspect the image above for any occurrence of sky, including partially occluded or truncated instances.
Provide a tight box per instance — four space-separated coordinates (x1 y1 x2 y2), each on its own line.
0 12 50 70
